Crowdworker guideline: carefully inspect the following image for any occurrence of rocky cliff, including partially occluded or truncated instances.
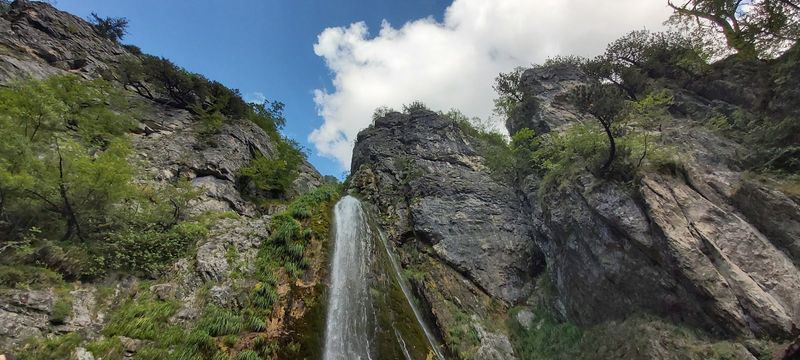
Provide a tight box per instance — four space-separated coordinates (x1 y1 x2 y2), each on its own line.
0 1 329 358
349 46 800 359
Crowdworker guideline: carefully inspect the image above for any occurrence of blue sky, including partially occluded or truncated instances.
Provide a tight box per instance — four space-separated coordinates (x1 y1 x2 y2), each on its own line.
52 0 671 177
53 0 450 177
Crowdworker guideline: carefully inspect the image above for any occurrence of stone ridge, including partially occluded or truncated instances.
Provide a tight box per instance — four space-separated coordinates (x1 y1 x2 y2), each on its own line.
352 109 541 304
350 59 800 358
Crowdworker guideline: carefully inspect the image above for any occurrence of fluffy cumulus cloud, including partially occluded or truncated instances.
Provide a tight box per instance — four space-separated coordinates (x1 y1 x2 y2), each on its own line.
310 0 672 169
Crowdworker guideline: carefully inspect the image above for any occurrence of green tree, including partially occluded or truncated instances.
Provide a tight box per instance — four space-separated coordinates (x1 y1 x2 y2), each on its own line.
668 0 799 58
0 76 134 241
570 84 626 174
492 67 528 119
239 140 305 199
89 12 129 43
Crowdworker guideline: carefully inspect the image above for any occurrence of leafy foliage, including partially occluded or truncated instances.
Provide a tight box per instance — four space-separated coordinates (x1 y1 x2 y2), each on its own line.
402 100 431 113
493 67 536 121
570 83 626 174
667 0 799 59
0 76 134 242
583 30 709 97
89 12 129 42
239 139 305 199
0 76 209 281
505 91 677 192
445 110 516 183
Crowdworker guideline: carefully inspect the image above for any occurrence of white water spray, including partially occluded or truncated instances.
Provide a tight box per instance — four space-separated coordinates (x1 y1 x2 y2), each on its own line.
323 195 444 360
323 196 374 360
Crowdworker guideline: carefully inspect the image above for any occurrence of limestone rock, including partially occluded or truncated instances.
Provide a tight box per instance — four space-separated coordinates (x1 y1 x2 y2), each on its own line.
74 347 95 360
0 289 53 348
472 321 515 360
351 110 540 303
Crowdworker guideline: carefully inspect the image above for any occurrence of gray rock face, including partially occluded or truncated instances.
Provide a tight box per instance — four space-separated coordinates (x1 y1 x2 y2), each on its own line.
473 320 516 360
351 110 539 303
515 63 800 339
0 1 127 83
506 63 590 135
0 289 53 348
351 110 539 359
350 60 800 358
132 109 322 215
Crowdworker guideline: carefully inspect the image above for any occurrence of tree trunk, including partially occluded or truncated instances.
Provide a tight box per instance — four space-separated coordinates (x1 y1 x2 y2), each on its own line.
55 141 83 242
600 121 616 174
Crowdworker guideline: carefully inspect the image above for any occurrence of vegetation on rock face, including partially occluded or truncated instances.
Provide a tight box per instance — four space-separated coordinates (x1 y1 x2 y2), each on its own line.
251 183 340 309
0 76 209 281
88 12 129 43
239 139 305 199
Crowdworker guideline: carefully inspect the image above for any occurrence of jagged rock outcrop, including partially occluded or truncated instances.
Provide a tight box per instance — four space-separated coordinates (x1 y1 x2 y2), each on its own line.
517 60 800 339
350 53 800 358
351 111 540 303
0 289 53 347
0 0 126 83
350 111 544 358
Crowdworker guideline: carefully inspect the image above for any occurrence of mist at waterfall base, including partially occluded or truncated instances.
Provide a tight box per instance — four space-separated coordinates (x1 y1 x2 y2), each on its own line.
323 196 444 360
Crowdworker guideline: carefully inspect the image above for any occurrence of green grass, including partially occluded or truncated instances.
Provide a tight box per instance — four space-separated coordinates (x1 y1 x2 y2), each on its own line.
235 350 262 360
0 265 63 289
249 183 340 312
85 336 124 360
103 292 180 340
18 333 82 360
196 305 245 337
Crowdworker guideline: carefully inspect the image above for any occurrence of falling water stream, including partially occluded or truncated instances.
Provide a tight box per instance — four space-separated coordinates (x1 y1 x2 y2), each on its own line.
323 195 444 360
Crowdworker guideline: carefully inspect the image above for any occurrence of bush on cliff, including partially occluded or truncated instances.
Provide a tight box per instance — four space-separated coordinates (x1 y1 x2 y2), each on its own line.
0 76 211 281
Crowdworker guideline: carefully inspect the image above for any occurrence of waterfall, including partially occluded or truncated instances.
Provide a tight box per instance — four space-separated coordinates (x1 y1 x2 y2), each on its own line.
323 195 444 360
324 196 374 360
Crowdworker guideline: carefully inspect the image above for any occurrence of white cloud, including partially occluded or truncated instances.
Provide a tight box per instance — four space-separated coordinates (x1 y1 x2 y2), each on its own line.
245 92 267 104
310 0 672 169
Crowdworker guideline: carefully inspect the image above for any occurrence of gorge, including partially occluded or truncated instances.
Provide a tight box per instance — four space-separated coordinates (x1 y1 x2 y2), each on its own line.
0 1 799 359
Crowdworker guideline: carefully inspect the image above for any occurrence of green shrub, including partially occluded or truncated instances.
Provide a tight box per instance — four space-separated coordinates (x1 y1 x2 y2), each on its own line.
50 291 73 325
0 76 213 281
239 139 305 199
402 101 430 113
0 265 62 289
18 333 82 360
0 0 11 15
444 110 516 183
89 13 128 42
102 217 209 276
